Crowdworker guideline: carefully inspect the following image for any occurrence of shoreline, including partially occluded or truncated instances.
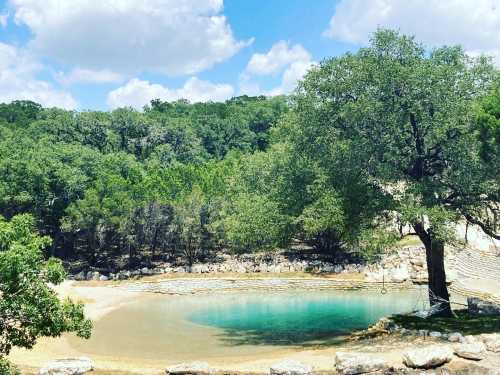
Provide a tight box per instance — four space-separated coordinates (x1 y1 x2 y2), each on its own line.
8 276 493 375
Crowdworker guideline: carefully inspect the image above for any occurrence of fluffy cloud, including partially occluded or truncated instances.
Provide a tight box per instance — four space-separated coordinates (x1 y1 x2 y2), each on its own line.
245 41 311 76
55 68 124 85
241 41 315 96
107 77 234 109
324 0 500 64
0 42 77 108
11 0 249 76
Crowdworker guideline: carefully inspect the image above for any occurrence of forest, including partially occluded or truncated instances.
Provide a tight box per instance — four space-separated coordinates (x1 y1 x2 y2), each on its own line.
0 30 499 314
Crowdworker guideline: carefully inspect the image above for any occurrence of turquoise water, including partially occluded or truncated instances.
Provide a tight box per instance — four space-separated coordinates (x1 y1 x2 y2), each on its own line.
188 290 421 346
68 289 422 360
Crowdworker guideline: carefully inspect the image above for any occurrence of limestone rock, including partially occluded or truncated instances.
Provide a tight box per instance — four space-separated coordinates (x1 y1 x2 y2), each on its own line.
480 333 500 352
448 332 465 343
335 352 387 374
454 342 487 360
38 357 93 375
165 362 215 375
269 359 314 375
402 345 453 369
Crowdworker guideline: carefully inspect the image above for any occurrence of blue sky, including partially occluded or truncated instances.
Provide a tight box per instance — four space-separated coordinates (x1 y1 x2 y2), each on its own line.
0 0 498 111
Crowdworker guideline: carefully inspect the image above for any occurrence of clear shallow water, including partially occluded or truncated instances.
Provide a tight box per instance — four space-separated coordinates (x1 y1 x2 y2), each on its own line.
68 289 421 360
188 290 420 346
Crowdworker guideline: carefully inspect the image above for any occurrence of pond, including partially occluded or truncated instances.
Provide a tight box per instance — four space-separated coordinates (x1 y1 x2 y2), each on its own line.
68 289 423 362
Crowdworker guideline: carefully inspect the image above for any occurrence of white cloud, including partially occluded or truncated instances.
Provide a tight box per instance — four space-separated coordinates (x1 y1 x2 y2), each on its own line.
324 0 500 64
240 41 315 96
55 68 124 85
107 77 234 109
0 42 77 109
0 13 7 27
11 0 250 76
245 41 311 76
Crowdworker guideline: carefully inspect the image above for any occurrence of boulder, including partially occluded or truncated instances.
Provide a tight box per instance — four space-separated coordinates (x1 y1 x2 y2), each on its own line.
269 359 314 375
479 333 500 352
448 332 464 343
402 345 453 369
335 352 387 374
454 342 487 360
98 275 108 281
38 357 93 375
390 265 410 282
74 271 86 281
429 331 442 338
165 362 215 375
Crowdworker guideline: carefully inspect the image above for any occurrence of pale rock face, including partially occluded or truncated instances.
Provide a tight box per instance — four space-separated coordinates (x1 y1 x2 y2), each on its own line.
454 342 487 360
448 332 465 343
390 265 410 282
165 362 215 375
480 333 500 352
335 352 387 374
38 358 93 375
402 345 453 369
269 359 314 375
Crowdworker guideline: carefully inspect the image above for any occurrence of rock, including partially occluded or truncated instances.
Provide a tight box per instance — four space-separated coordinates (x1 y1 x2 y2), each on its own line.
448 332 464 343
74 271 86 281
468 297 500 316
391 265 410 282
335 352 387 374
89 271 100 281
191 264 209 274
38 357 93 375
98 275 108 281
454 342 487 360
165 361 215 375
402 345 453 369
429 331 442 338
269 359 314 375
479 333 500 352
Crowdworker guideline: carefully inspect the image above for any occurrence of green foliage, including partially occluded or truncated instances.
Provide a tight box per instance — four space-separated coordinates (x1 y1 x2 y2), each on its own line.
0 214 91 369
219 192 293 252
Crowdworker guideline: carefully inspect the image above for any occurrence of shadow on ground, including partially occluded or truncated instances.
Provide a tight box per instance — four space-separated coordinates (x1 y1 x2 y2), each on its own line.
392 310 500 335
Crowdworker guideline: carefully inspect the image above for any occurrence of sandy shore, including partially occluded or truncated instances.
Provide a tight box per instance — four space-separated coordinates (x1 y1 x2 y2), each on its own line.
8 279 494 375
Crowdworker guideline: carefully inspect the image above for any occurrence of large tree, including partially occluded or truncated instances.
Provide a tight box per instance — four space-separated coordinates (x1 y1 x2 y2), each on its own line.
293 29 498 316
0 214 91 373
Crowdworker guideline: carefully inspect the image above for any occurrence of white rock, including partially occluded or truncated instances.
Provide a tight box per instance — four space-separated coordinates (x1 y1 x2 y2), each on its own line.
391 265 410 282
454 342 487 360
480 333 500 352
165 362 215 375
448 332 464 343
335 352 387 374
269 359 314 375
38 358 93 375
403 345 453 369
429 331 442 338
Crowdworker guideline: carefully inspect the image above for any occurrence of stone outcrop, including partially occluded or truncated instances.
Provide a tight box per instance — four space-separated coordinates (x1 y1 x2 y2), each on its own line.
479 333 500 352
454 342 487 360
448 332 465 343
334 352 387 374
71 246 430 282
269 359 314 375
165 362 215 375
38 358 93 375
402 345 453 369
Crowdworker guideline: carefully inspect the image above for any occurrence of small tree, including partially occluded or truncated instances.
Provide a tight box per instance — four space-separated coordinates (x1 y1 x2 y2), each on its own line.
0 214 91 372
294 29 498 316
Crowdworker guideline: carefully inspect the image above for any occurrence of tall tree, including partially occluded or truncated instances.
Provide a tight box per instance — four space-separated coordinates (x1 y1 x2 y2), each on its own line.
0 214 91 373
293 29 498 316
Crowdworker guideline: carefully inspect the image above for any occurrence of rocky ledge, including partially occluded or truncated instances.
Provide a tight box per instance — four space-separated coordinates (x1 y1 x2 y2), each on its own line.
70 245 437 285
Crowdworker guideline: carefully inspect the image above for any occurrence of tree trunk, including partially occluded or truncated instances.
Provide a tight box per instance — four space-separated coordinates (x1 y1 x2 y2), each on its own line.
425 239 452 317
413 222 452 317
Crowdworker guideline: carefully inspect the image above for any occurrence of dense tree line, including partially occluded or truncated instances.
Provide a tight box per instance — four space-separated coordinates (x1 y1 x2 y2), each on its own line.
0 30 498 317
